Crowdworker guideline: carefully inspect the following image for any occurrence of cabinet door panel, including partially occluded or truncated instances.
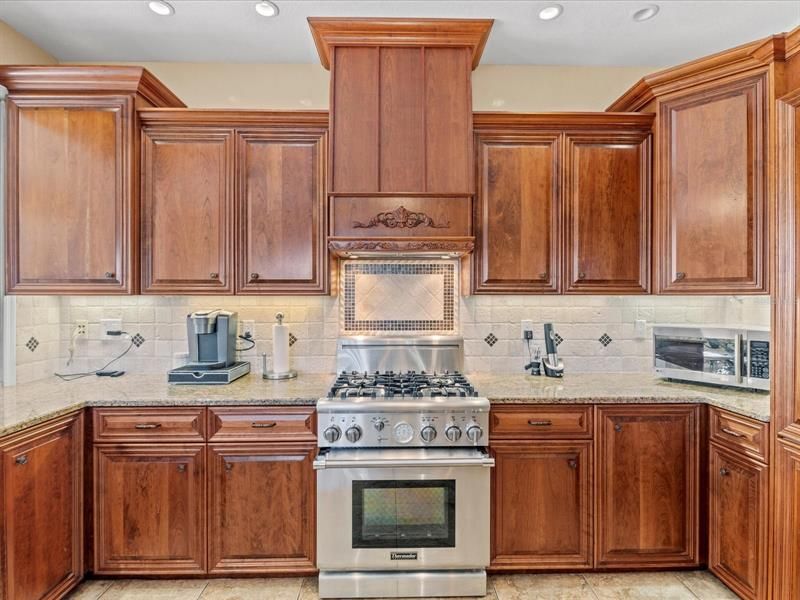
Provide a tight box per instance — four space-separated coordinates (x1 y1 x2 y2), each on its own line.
0 413 83 600
709 444 768 600
474 134 559 293
237 130 327 294
93 445 206 575
596 405 700 567
7 97 130 293
141 128 234 293
491 441 592 570
774 440 800 599
564 132 650 293
657 73 767 293
208 443 316 574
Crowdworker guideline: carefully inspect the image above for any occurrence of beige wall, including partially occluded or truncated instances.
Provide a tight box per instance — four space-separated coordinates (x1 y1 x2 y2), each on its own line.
0 21 56 65
76 61 653 111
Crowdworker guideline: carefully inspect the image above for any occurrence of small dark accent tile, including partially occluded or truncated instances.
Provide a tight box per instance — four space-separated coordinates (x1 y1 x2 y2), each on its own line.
289 333 297 347
599 333 613 347
484 333 498 347
131 333 145 348
25 337 39 352
553 333 564 346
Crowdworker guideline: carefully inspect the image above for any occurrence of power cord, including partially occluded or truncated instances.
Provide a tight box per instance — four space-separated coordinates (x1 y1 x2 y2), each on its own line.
237 333 256 352
55 331 135 381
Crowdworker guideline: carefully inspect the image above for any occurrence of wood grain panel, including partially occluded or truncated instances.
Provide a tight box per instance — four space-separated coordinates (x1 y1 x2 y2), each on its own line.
7 97 129 293
657 73 767 293
93 445 206 575
774 440 800 599
596 405 701 568
491 440 592 570
331 46 379 192
379 47 425 192
424 47 472 193
473 133 559 293
92 408 206 444
709 443 768 600
564 132 651 293
141 128 234 294
208 443 316 574
208 407 315 442
236 129 327 294
0 412 83 600
490 405 592 440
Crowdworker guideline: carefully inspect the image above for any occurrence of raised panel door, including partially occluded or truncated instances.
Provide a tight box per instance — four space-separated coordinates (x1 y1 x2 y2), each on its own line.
236 130 327 294
596 405 701 568
474 134 560 293
491 440 592 570
208 443 316 574
93 445 206 575
141 128 234 293
657 73 767 293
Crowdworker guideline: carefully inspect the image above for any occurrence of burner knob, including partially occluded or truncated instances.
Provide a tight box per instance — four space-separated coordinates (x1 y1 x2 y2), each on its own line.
345 425 363 443
323 425 342 443
420 426 437 443
373 420 385 432
445 426 462 442
466 425 484 444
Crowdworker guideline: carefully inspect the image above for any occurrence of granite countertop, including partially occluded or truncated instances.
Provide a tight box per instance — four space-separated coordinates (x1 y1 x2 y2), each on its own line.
0 371 770 438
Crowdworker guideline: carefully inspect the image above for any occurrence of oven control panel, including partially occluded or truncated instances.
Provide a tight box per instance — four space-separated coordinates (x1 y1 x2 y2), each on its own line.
317 408 491 448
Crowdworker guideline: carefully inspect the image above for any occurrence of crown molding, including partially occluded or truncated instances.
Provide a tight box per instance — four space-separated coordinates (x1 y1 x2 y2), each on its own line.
138 109 329 128
307 17 493 70
473 111 654 131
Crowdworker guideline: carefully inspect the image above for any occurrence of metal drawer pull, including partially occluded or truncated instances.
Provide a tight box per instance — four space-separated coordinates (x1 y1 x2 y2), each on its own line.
720 468 730 477
251 422 277 429
568 458 578 469
15 455 28 465
528 420 553 427
135 423 162 429
721 427 745 438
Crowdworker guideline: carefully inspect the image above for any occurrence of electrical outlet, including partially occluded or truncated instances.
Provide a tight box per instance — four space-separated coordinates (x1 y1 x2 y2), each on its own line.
240 320 256 339
521 319 534 340
75 320 88 338
634 319 647 339
101 318 123 339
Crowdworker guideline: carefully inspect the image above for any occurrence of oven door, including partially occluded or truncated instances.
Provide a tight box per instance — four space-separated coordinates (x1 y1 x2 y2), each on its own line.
314 448 493 571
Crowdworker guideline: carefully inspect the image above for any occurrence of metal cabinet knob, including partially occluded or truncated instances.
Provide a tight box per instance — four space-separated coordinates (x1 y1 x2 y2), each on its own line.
568 458 578 469
578 272 586 280
675 271 686 280
250 273 260 281
177 464 187 473
225 462 233 472
539 272 548 279
719 467 730 477
105 272 115 279
15 455 28 465
209 272 219 279
614 424 623 432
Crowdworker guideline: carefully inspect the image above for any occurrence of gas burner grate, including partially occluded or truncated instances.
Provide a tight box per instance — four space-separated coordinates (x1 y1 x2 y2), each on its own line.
329 370 476 399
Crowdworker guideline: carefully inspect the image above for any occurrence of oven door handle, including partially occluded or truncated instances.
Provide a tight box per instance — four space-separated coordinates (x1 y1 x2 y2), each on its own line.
313 453 495 470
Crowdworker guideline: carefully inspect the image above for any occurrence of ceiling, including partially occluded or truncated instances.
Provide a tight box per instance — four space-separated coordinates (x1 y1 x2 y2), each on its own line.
0 0 797 67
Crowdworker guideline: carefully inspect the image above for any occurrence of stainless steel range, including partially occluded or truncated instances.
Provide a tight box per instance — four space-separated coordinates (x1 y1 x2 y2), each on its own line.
315 337 493 599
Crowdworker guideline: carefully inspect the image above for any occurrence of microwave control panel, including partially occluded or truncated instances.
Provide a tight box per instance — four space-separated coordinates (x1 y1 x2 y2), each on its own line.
749 340 770 379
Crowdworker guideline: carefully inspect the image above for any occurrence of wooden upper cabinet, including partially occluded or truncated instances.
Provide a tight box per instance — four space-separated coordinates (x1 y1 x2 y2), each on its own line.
236 129 327 294
141 128 235 294
564 131 651 293
656 72 768 293
0 412 84 600
596 405 701 568
0 66 184 294
473 133 560 293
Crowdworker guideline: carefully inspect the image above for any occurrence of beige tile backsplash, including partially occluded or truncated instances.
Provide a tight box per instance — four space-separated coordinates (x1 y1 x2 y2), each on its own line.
12 270 771 384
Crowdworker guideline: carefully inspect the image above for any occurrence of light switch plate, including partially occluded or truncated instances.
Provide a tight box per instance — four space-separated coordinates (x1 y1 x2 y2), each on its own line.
634 319 647 339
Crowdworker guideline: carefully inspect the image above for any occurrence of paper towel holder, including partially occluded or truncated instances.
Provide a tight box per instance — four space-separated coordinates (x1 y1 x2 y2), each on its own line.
262 312 297 380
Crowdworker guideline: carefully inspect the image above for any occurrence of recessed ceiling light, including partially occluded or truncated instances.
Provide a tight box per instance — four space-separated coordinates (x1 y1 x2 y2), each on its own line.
538 4 563 21
147 0 174 16
255 1 279 17
633 4 660 22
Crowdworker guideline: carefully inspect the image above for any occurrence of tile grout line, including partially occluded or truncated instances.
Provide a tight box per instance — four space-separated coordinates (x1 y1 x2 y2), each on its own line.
580 574 601 600
195 580 210 600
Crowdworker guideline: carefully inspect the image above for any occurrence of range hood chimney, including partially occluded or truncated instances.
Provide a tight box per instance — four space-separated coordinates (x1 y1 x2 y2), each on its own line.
308 18 493 257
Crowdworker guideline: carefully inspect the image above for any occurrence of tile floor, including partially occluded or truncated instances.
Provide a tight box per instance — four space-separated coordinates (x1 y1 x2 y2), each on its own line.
66 571 738 600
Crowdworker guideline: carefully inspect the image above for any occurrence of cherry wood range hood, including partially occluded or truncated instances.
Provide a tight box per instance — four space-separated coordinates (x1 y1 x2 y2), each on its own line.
308 17 494 256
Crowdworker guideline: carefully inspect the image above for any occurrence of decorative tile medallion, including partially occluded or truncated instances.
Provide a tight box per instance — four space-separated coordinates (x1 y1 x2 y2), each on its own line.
599 333 613 347
341 261 457 334
25 336 39 352
131 333 145 348
484 333 498 347
289 333 298 347
553 333 564 346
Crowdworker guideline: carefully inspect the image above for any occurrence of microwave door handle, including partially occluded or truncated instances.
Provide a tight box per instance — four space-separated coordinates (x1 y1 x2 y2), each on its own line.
735 334 743 383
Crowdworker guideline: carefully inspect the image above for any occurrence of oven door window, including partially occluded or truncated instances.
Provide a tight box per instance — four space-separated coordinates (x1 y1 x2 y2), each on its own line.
352 480 456 548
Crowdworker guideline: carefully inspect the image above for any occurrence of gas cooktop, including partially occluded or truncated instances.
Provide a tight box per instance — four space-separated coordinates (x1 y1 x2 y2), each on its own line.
328 370 478 399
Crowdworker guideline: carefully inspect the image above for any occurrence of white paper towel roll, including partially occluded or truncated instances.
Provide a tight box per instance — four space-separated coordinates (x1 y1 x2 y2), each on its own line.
272 322 290 374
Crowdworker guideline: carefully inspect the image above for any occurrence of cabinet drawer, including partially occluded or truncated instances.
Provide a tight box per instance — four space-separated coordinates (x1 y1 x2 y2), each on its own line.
92 408 206 443
208 407 316 442
709 407 768 463
490 406 592 439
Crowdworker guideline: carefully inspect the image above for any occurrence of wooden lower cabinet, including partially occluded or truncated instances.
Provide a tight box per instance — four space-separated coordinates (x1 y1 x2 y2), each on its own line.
208 443 316 574
774 439 800 599
0 412 84 600
708 443 768 600
93 444 206 575
596 405 701 568
491 440 592 569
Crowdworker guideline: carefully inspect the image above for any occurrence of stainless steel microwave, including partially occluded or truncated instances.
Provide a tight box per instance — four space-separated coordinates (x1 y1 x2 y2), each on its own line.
653 326 770 391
